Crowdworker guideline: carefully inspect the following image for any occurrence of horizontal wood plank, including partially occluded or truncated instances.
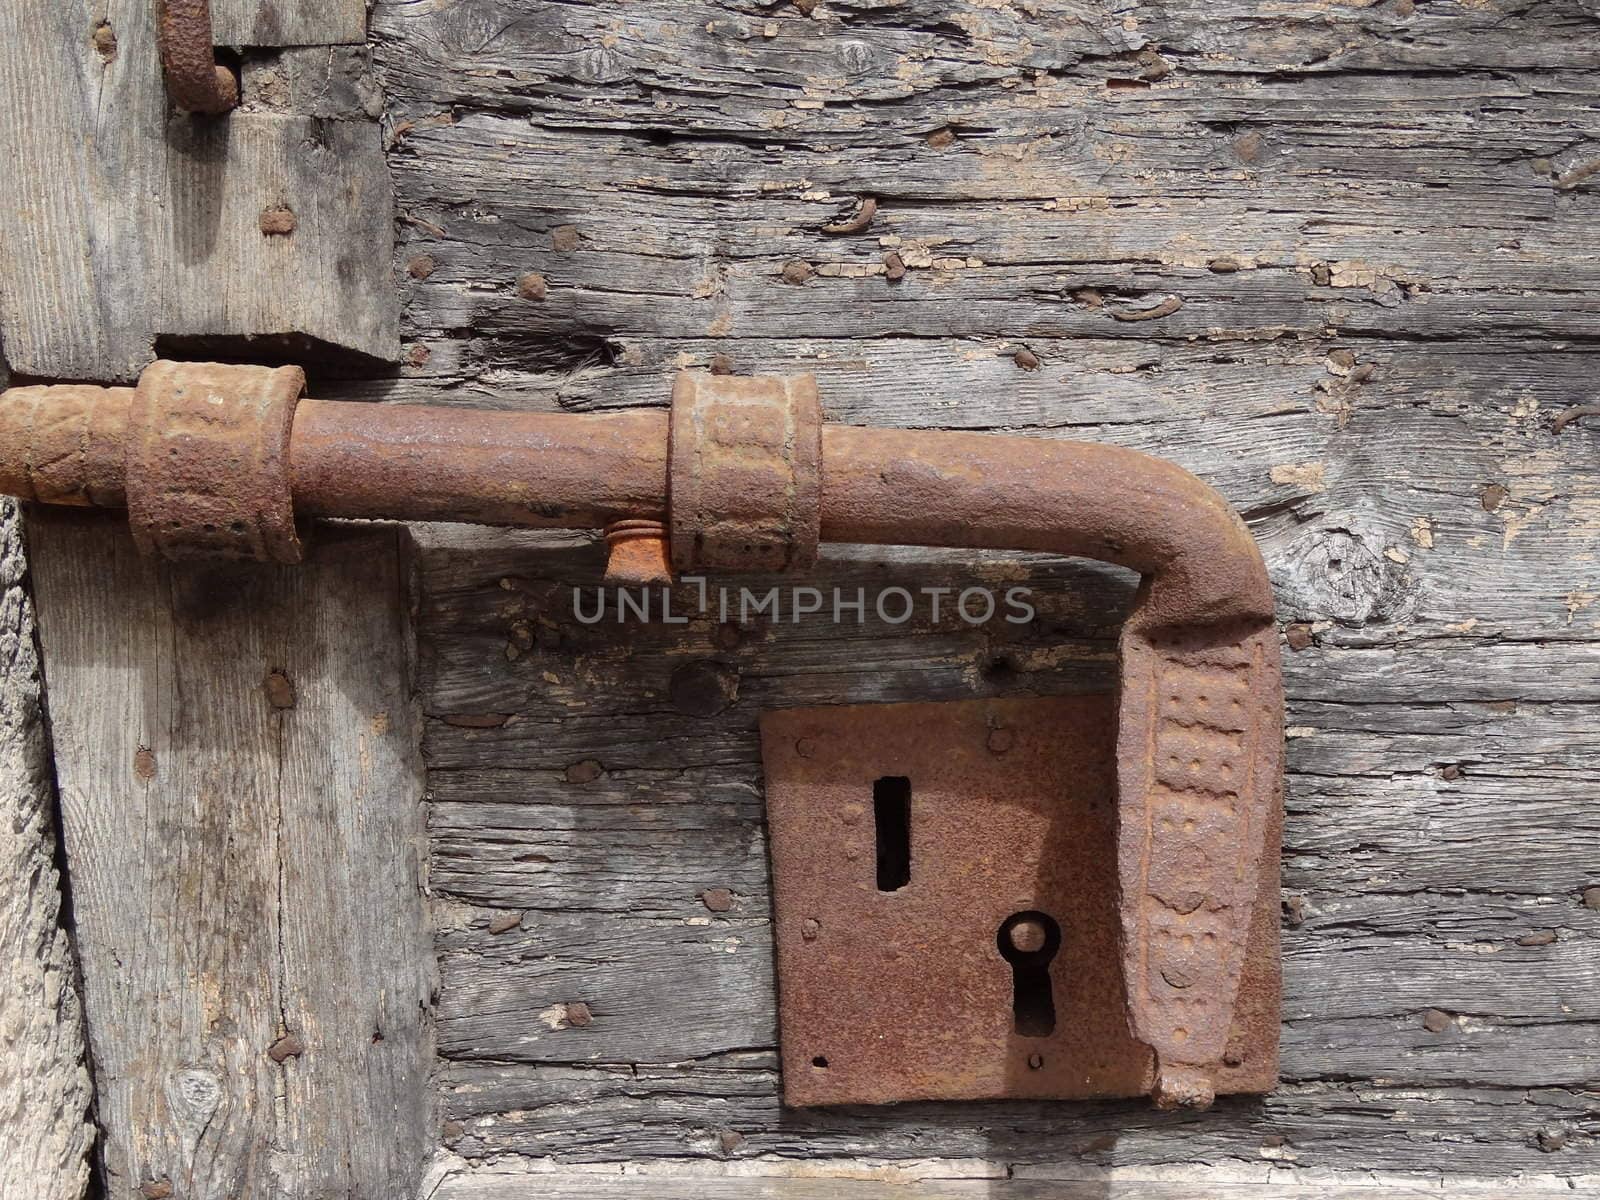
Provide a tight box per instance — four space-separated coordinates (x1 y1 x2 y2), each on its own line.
434 1172 1588 1200
438 1062 1599 1179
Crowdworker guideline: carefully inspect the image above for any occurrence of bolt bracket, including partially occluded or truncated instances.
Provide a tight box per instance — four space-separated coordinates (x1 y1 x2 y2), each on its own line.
127 360 304 563
668 371 822 574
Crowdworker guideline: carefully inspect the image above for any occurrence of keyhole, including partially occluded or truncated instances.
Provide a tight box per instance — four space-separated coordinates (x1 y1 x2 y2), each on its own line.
997 911 1060 1038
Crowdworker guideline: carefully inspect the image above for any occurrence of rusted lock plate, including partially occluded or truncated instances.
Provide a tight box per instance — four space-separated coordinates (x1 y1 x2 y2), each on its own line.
759 695 1280 1106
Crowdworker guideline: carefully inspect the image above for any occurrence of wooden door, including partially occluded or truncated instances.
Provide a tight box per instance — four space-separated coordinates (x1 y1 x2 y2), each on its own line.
3 2 1599 1197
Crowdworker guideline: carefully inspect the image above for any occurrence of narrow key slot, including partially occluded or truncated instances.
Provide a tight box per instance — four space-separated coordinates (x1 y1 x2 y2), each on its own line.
873 776 911 892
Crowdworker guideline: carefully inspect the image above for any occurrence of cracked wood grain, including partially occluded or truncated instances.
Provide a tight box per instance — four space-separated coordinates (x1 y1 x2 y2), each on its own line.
0 498 93 1200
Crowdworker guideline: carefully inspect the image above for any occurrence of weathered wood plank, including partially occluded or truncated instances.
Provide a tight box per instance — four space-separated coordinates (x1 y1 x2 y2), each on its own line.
161 112 398 360
439 1062 1599 1179
0 6 393 1195
29 515 432 1200
434 1173 1590 1200
368 0 1600 1185
0 0 396 381
1 3 398 1197
374 0 1600 113
0 502 92 1200
374 35 1600 346
212 0 366 48
0 1 163 380
388 171 1600 345
434 908 1600 1088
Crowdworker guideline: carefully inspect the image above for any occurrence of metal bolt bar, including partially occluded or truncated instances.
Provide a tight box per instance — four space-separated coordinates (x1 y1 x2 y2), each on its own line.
156 0 238 115
290 398 670 531
0 372 1268 626
0 360 1281 1109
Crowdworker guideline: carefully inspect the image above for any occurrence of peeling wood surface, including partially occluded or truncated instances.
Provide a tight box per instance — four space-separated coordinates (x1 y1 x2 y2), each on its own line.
28 516 433 1200
0 501 93 1200
358 0 1600 1186
0 0 396 381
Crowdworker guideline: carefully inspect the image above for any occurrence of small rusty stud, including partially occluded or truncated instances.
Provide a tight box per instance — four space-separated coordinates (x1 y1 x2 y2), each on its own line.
260 205 297 236
564 1002 593 1027
602 519 673 586
1006 917 1049 955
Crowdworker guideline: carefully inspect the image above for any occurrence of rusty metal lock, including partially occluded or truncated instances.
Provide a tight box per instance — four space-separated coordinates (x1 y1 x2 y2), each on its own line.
759 685 1280 1110
670 377 1285 1112
0 360 1282 1111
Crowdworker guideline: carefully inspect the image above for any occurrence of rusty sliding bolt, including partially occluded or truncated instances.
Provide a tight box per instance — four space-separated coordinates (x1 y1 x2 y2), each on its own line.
156 0 238 114
0 360 1281 1109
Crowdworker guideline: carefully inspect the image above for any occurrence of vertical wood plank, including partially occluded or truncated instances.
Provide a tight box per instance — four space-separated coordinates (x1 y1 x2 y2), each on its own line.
0 0 397 381
1 0 406 1193
0 501 93 1200
0 1 167 379
161 113 397 359
29 514 433 1200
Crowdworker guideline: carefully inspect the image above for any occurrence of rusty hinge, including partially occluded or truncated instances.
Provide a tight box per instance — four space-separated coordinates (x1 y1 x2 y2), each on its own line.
156 0 237 114
0 359 1282 1110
